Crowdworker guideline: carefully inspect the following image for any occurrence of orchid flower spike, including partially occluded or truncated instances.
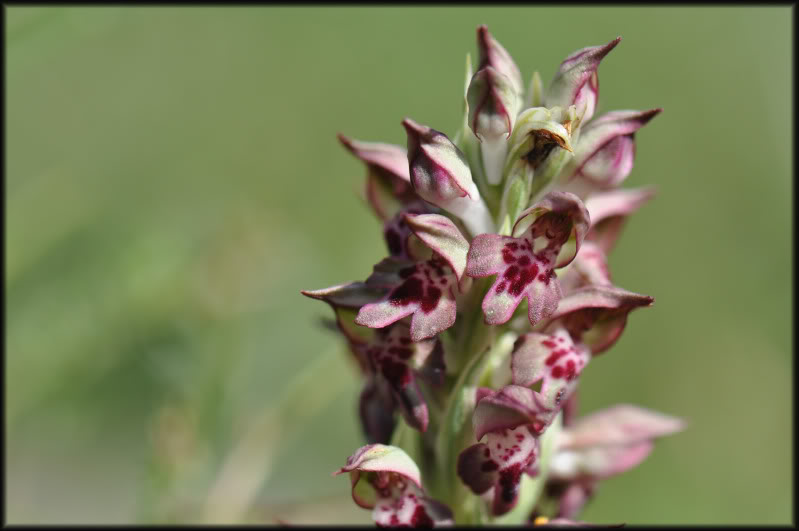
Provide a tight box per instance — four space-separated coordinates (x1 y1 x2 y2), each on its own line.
305 25 677 526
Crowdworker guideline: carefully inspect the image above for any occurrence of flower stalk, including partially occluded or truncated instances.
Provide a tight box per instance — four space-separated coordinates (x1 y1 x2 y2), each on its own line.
303 25 682 526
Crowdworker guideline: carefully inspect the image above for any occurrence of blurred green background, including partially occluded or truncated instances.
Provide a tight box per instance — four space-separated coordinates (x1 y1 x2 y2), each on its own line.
6 6 792 525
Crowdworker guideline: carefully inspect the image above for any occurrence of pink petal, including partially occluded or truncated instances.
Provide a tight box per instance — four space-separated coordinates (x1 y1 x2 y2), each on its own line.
405 213 470 280
558 241 613 294
356 260 460 341
338 134 416 221
511 329 591 411
569 109 661 190
584 187 656 254
545 285 654 355
473 385 554 442
559 404 686 450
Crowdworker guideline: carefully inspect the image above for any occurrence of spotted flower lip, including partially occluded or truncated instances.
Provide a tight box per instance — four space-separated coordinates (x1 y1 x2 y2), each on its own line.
335 444 454 527
510 328 591 413
549 405 685 482
466 191 590 327
457 424 541 516
567 109 662 191
545 37 621 123
337 134 417 221
356 214 470 342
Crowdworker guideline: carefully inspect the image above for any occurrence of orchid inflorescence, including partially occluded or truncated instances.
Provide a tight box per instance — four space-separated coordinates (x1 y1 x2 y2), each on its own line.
303 25 684 526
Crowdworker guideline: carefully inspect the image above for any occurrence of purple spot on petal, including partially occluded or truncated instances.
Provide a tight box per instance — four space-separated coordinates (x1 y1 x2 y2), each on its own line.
389 277 424 306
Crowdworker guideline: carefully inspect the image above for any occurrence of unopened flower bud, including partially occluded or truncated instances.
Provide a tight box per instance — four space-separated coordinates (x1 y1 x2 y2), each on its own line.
476 25 524 96
403 118 493 236
467 66 523 186
546 37 621 123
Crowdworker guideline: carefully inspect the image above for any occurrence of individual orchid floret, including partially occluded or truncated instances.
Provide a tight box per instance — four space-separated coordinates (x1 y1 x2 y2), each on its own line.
403 118 494 236
510 328 591 414
466 191 590 327
357 213 470 342
467 65 523 185
549 405 684 483
360 322 445 433
335 444 454 527
562 109 662 196
541 285 653 355
545 37 621 124
502 107 576 209
458 385 552 515
583 187 656 254
338 134 418 221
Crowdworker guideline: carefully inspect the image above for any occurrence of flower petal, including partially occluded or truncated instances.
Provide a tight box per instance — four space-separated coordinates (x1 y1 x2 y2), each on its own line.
558 404 686 450
383 204 435 261
584 187 656 254
338 134 416 220
404 213 470 281
468 66 521 142
457 443 500 495
458 425 541 516
557 241 612 294
363 324 433 431
549 441 654 482
512 191 590 269
359 378 397 444
301 282 387 345
336 444 454 526
335 443 422 494
544 285 654 355
357 259 459 341
569 109 662 190
545 37 621 123
511 329 591 411
473 385 554 441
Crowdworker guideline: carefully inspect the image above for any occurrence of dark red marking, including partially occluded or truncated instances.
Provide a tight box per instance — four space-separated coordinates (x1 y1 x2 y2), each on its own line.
421 286 442 313
410 504 434 527
385 228 403 256
389 277 424 306
481 460 499 472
